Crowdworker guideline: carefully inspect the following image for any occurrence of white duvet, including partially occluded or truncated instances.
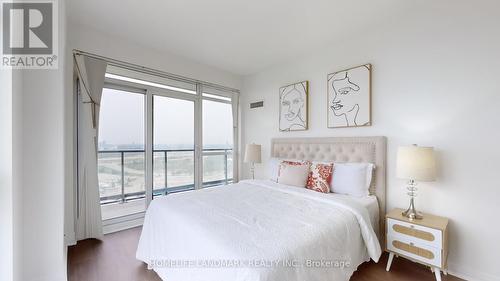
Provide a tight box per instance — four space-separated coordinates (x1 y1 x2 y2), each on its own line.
136 179 381 281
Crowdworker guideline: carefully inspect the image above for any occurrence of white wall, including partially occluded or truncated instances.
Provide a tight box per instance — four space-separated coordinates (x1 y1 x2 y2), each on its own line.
15 1 68 280
0 68 14 281
241 2 500 281
68 22 242 89
0 57 25 281
21 69 66 281
12 70 23 281
64 22 243 244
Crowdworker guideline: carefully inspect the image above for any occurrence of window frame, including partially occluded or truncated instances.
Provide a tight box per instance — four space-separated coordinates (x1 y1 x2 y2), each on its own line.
96 72 238 230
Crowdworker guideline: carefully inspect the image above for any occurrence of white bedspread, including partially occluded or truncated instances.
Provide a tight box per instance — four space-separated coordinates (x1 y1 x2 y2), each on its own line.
136 179 381 281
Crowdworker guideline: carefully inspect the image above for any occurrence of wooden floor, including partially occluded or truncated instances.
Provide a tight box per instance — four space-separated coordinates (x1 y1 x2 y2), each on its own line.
68 227 464 281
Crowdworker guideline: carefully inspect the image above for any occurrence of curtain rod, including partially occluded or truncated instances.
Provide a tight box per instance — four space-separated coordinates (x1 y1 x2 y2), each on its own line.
72 49 240 94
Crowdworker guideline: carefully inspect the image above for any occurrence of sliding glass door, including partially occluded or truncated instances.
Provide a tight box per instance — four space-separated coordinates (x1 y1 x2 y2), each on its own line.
202 97 234 187
153 95 195 196
96 68 237 225
98 87 146 220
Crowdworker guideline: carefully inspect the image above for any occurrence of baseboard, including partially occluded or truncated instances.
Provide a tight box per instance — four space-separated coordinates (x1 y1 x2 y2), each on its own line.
64 231 76 246
448 262 500 281
65 236 77 246
103 216 144 234
66 215 143 247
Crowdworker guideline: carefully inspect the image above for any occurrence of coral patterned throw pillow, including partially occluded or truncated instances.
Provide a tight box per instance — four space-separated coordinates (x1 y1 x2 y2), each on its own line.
306 162 334 193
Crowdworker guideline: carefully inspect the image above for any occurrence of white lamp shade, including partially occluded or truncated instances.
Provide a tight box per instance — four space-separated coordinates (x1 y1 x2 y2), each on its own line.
397 145 436 181
244 144 261 163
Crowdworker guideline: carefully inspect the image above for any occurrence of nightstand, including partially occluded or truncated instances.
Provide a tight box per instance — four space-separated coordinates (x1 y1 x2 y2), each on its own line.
385 208 449 281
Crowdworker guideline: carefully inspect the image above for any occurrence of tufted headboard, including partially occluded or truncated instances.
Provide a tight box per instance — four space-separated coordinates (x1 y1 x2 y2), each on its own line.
271 136 387 242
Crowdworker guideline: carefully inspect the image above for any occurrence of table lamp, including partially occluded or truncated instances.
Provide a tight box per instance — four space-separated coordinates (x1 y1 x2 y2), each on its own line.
397 144 436 220
244 144 261 179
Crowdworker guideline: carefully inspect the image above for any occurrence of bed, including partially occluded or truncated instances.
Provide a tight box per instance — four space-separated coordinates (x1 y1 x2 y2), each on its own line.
137 136 387 281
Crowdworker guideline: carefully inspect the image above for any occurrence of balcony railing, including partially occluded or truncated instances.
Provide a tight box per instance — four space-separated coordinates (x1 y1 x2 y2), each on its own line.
98 148 233 205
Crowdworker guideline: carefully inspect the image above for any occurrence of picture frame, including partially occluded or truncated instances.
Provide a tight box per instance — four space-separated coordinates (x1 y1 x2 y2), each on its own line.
279 81 309 132
327 64 371 128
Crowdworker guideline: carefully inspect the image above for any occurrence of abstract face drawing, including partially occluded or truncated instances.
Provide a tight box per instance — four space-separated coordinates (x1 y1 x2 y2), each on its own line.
331 72 361 119
327 64 371 128
279 81 308 131
282 88 304 122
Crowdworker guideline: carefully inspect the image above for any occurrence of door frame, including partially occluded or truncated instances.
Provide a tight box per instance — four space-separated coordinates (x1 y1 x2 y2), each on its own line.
147 87 201 208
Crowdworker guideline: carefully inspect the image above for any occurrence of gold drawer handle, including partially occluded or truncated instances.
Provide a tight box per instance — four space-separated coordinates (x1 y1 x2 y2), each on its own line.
393 224 435 242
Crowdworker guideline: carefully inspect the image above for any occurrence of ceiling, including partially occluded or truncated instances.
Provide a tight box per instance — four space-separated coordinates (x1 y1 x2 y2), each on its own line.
68 0 417 75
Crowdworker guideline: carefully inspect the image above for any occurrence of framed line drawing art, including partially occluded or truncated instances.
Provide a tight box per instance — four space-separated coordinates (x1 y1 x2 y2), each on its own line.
327 64 371 128
279 81 308 131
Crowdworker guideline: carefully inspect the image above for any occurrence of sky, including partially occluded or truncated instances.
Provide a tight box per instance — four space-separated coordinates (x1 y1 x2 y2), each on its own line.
98 88 233 149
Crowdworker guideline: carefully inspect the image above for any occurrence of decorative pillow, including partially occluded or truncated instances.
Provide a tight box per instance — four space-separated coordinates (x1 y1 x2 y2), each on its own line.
281 160 311 167
306 162 334 193
277 162 310 187
331 163 375 197
268 158 310 182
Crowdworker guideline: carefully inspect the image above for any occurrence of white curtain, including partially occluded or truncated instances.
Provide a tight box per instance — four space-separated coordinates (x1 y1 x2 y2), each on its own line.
231 94 239 182
75 54 107 240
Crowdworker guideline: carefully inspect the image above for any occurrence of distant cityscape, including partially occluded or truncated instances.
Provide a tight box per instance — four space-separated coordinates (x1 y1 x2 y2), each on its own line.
98 141 233 205
98 141 232 151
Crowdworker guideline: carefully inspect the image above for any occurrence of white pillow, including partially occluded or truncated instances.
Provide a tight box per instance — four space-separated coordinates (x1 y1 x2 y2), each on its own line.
277 163 310 187
331 163 374 197
267 157 281 182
